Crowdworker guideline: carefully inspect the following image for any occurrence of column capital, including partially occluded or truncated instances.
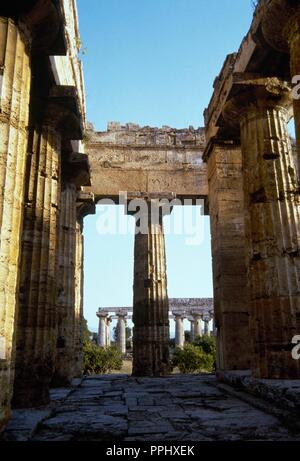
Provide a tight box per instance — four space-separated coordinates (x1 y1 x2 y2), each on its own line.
62 153 91 188
173 312 186 320
76 192 96 223
191 311 203 320
116 311 128 319
222 76 292 130
96 310 109 319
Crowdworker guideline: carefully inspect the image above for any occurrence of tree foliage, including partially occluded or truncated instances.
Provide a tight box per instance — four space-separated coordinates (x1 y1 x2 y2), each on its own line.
171 335 217 374
172 344 207 374
83 342 122 375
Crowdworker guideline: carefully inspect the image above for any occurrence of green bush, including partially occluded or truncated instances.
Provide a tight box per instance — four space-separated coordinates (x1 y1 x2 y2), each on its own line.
171 344 208 374
193 335 216 372
83 342 122 375
193 335 216 355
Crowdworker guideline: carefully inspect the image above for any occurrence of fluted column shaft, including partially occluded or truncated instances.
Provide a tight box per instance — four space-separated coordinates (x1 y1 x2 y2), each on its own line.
131 201 170 377
13 123 62 407
175 315 185 349
52 183 77 386
117 315 126 355
239 94 300 378
97 313 108 348
0 17 31 430
204 319 210 336
193 315 202 338
73 219 84 376
106 318 111 347
190 320 195 342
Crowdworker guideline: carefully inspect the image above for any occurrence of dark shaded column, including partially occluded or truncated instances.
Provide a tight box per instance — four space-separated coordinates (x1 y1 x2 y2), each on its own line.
13 115 62 407
13 72 86 406
52 155 92 386
129 198 171 377
52 183 77 385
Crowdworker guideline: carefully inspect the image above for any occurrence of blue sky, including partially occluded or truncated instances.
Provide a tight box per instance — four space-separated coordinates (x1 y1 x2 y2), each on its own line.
77 0 254 332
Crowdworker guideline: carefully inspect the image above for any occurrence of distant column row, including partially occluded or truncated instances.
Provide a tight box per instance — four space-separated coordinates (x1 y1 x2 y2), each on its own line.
174 313 214 348
97 311 127 354
97 311 214 352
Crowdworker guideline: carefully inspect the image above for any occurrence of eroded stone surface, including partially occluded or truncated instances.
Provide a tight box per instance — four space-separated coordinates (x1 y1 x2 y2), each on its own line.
4 374 298 442
85 123 208 199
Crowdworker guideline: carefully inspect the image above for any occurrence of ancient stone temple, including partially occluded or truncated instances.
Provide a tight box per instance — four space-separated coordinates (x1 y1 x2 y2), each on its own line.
0 0 300 437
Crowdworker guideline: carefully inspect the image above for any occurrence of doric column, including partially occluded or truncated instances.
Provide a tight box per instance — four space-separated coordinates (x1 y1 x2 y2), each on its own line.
73 220 84 372
0 17 31 430
189 319 195 343
204 139 251 372
97 311 108 348
174 314 185 349
204 317 210 337
117 313 127 355
52 153 91 385
106 317 112 348
261 1 300 174
13 116 62 407
193 314 202 338
129 197 171 376
52 183 77 386
223 77 300 379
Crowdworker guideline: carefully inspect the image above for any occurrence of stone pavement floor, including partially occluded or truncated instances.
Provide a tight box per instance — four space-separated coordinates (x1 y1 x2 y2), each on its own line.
4 374 300 441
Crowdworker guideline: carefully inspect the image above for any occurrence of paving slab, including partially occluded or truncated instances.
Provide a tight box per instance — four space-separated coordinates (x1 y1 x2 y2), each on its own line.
3 374 300 441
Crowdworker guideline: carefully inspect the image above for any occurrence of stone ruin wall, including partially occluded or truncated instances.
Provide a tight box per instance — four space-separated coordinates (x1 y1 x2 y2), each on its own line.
86 122 208 200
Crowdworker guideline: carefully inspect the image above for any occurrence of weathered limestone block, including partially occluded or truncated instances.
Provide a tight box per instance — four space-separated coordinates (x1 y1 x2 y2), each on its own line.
130 200 170 377
13 123 62 408
86 124 208 199
52 183 77 386
223 80 300 378
0 17 31 430
204 141 251 371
